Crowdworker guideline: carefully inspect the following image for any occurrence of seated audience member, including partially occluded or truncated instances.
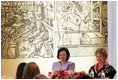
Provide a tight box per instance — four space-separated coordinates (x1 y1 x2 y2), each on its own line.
16 62 27 79
22 62 40 79
89 48 116 79
33 74 49 79
52 47 75 71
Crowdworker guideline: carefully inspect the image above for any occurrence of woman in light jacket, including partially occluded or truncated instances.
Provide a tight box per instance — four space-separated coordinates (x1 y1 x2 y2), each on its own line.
52 47 75 71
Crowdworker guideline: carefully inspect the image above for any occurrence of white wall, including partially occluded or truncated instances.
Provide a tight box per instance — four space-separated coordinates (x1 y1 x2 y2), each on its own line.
108 1 117 79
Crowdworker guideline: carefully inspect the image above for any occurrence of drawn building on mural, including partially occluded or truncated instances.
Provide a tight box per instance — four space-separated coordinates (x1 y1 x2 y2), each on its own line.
1 1 108 59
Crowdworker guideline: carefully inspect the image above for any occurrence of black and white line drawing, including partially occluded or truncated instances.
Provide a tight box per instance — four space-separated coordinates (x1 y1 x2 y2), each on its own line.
1 1 108 59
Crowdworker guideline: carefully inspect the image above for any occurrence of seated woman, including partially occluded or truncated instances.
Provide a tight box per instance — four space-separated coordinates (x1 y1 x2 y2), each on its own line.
16 62 27 79
89 48 116 79
22 62 40 79
52 47 75 71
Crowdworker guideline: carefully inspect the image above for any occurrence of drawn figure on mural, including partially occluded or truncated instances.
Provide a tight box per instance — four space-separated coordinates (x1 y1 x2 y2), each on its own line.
56 4 82 46
2 11 22 48
25 21 53 58
83 9 91 30
1 11 26 59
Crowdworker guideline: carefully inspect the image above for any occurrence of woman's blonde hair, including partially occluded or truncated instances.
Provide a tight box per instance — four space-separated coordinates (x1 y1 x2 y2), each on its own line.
95 48 107 60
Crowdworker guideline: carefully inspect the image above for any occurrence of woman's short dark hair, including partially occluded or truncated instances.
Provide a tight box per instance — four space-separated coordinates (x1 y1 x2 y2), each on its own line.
57 47 70 61
95 48 107 60
16 62 27 79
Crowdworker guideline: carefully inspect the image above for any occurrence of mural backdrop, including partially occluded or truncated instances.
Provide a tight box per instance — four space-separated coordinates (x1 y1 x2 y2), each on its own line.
1 1 108 59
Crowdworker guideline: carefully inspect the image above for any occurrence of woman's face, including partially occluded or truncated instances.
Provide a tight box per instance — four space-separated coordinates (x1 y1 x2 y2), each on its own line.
96 52 105 63
59 50 67 62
